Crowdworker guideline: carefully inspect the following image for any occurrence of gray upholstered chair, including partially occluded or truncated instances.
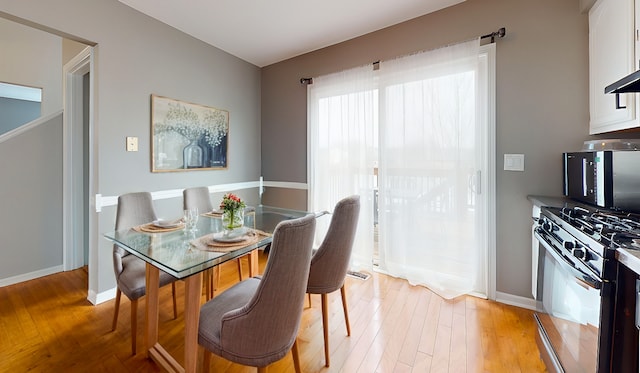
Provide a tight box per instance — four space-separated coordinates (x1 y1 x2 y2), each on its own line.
198 214 316 373
111 192 178 355
183 186 246 299
306 195 360 367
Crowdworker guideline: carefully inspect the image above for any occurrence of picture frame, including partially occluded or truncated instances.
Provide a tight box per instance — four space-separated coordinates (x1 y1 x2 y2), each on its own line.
151 94 229 172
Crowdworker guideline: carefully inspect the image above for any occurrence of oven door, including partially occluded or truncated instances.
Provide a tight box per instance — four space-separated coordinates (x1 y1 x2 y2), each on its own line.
534 230 603 373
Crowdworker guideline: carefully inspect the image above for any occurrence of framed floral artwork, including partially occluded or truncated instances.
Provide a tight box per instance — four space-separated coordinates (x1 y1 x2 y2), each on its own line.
151 94 229 172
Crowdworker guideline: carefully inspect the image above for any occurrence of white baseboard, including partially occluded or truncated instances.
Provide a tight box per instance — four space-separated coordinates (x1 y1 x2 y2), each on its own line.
88 286 117 305
495 291 540 311
0 265 64 287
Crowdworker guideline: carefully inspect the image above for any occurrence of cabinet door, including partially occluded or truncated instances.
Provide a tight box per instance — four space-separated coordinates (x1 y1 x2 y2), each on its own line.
589 0 639 134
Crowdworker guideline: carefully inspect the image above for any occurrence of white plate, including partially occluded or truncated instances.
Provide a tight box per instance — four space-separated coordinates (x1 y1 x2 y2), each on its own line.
152 219 182 228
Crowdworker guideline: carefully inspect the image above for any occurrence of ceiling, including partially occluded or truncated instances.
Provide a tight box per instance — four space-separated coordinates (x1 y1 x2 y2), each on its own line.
118 0 465 67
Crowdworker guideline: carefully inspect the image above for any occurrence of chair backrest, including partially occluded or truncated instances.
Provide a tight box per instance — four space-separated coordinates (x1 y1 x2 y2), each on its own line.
307 195 361 294
113 192 157 274
218 214 316 360
183 186 214 212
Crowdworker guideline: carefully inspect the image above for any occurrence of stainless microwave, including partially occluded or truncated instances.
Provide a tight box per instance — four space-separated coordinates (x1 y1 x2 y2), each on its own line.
563 150 640 212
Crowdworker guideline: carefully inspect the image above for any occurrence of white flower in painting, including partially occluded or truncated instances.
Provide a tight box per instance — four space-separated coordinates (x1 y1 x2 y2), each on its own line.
203 109 228 147
162 102 203 141
156 102 229 147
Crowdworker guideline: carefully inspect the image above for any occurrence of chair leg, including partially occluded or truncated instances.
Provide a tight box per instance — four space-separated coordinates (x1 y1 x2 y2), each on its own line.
237 257 244 281
292 339 302 373
203 349 212 373
111 288 121 331
130 298 138 355
307 293 311 308
171 282 178 319
321 293 330 367
257 366 268 373
340 285 351 336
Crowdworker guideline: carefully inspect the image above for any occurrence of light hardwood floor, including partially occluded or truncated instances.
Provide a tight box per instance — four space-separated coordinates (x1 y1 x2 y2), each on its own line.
0 252 547 372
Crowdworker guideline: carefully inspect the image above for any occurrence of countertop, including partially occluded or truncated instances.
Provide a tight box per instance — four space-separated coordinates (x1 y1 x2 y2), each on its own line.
617 248 640 275
527 195 585 209
529 195 640 276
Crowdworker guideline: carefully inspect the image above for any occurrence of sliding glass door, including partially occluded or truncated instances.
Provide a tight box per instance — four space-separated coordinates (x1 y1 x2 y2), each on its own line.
308 40 494 299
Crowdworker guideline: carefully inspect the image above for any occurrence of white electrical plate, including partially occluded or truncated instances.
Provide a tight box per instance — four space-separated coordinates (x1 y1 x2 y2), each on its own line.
504 154 524 171
126 136 138 152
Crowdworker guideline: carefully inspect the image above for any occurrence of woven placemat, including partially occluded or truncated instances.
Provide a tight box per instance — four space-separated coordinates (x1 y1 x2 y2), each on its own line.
202 207 255 218
133 223 185 233
202 211 223 218
191 229 271 253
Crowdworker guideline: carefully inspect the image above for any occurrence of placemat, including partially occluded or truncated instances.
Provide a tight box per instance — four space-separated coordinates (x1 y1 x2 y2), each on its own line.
202 207 255 218
134 223 185 233
191 229 271 253
202 211 223 218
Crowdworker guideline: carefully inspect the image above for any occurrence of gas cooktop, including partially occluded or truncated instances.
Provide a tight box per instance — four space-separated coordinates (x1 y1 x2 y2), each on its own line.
543 205 640 250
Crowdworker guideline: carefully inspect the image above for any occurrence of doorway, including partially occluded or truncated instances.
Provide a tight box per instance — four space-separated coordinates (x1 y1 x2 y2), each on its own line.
63 46 93 272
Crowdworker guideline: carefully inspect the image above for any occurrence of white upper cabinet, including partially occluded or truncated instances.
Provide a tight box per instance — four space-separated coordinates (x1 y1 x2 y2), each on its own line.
589 0 639 134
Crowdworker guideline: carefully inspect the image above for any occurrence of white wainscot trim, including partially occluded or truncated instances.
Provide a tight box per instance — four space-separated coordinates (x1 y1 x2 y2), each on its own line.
495 291 541 311
95 180 299 211
0 265 64 287
261 181 308 190
87 286 117 305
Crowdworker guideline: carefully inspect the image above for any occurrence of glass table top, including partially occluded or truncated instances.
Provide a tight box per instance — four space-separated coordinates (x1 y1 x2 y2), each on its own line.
103 205 309 279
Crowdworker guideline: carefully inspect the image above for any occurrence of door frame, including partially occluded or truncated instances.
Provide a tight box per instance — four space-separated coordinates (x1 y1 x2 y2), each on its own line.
62 46 94 272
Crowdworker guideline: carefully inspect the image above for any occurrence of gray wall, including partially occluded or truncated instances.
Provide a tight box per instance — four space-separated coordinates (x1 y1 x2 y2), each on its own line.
0 97 40 133
261 0 594 299
62 38 87 65
0 0 261 296
0 17 63 284
0 114 63 278
0 16 61 116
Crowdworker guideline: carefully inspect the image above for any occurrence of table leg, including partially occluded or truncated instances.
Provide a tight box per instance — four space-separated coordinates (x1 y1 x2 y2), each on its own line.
145 264 189 373
248 249 259 277
184 272 203 373
145 264 160 355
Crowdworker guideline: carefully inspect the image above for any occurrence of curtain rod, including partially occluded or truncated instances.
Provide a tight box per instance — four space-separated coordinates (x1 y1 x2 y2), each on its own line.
300 27 506 85
481 27 506 43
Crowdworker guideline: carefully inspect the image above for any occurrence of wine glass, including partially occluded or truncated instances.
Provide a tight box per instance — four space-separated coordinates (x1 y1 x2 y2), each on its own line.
184 207 199 231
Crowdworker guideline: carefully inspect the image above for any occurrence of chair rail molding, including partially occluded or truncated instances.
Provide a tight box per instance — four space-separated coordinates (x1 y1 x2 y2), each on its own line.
95 179 308 212
0 109 63 144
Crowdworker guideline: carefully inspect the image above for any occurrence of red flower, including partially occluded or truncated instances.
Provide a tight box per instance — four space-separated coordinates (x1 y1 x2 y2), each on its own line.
220 193 246 211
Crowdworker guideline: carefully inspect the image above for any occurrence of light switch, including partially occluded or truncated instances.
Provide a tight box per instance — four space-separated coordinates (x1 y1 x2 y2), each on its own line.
126 136 138 152
504 154 524 171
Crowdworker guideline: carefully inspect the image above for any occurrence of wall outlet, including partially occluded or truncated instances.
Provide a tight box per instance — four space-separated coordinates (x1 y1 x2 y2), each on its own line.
126 136 138 152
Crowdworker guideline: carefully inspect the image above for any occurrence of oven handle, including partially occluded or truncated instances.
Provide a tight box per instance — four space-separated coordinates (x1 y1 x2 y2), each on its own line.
534 230 601 290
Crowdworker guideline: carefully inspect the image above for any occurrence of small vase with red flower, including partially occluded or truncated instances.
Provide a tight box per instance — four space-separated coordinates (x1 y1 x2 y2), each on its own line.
220 193 246 231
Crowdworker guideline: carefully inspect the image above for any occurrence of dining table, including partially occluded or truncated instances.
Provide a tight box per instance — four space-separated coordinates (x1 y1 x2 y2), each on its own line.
103 205 311 373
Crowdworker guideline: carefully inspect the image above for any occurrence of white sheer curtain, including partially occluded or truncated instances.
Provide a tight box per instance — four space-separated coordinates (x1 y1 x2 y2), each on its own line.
308 38 488 299
377 39 486 299
307 66 377 270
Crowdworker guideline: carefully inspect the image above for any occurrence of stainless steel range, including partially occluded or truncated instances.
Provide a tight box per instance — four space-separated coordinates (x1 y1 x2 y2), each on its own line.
534 205 640 372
